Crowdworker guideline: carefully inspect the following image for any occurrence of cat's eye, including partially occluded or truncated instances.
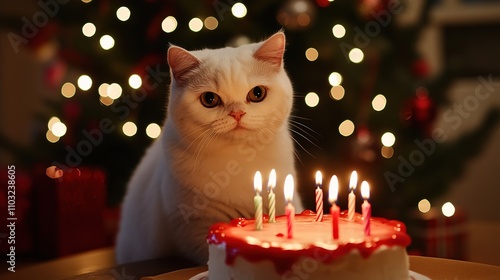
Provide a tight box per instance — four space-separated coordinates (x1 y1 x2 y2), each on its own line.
200 92 221 108
247 86 267 103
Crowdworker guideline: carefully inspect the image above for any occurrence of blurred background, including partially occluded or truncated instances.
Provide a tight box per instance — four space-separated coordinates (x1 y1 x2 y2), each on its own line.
1 0 499 270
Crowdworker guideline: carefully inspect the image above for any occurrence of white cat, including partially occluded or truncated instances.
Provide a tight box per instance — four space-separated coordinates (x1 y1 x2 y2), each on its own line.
116 32 303 265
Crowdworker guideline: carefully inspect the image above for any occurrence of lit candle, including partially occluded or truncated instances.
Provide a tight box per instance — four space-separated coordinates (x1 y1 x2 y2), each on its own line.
348 171 358 222
254 171 263 231
329 175 340 240
361 181 371 236
268 169 276 223
315 171 323 222
284 174 295 239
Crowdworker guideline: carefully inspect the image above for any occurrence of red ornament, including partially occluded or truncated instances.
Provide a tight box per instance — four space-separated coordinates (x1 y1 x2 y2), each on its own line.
357 0 391 20
412 59 430 79
400 88 437 135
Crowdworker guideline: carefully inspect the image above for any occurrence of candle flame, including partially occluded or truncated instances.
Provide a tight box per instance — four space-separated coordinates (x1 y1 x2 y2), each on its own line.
328 175 338 203
254 171 262 194
268 169 276 191
361 181 370 199
349 170 358 191
315 170 322 187
284 174 294 202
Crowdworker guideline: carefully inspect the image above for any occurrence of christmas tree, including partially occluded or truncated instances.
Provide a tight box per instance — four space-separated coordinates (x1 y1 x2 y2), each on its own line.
6 0 499 221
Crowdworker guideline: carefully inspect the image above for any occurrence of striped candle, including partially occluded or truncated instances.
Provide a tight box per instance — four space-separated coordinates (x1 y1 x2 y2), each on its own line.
254 171 263 231
315 171 323 221
361 181 371 236
348 171 358 222
268 169 276 223
284 174 295 239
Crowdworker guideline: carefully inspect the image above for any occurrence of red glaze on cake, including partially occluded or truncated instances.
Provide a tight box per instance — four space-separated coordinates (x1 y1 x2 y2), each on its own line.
207 210 411 275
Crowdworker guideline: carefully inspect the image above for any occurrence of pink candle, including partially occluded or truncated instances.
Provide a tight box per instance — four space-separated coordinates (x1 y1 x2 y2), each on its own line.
315 171 323 222
348 171 358 222
329 175 340 240
361 181 371 236
284 174 295 239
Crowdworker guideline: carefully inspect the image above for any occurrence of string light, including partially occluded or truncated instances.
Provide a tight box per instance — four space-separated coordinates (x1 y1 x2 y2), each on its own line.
81 0 92 3
418 199 431 213
46 130 59 143
82 22 96 37
122 122 137 137
305 92 319 107
162 16 178 33
146 123 161 139
61 82 76 98
332 24 346 38
349 48 364 63
116 6 131 21
328 72 342 86
339 120 355 137
98 83 109 97
100 96 114 106
442 202 455 217
305 48 318 61
77 75 92 91
48 117 61 130
330 86 345 100
381 146 394 158
204 16 218 30
381 132 396 147
128 74 142 89
189 18 203 32
231 3 247 18
107 83 122 99
51 121 67 137
100 35 115 50
372 94 387 111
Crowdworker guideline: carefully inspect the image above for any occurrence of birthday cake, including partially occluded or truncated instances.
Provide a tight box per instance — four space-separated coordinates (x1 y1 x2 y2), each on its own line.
207 210 411 280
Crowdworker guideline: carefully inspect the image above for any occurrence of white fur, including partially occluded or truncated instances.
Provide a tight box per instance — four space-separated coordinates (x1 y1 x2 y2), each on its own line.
116 33 303 265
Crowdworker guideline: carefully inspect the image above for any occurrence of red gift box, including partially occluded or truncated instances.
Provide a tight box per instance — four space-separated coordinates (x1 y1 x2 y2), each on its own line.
35 167 107 258
408 209 467 260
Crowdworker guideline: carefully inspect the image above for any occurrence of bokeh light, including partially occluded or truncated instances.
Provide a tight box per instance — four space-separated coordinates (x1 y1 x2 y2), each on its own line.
98 83 109 97
61 82 76 98
122 122 137 137
349 48 364 63
381 132 396 147
339 120 355 137
46 130 59 143
146 123 162 139
107 83 122 99
82 22 96 37
328 72 342 86
332 24 346 38
305 48 318 61
305 92 319 107
162 16 177 33
381 146 394 159
52 121 67 137
77 75 92 91
204 16 218 30
100 35 115 50
372 94 387 111
330 86 345 100
232 3 247 18
116 6 131 21
189 18 203 32
442 202 456 217
128 74 142 89
418 199 431 213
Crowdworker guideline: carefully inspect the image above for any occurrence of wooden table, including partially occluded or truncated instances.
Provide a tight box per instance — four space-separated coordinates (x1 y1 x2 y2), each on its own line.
2 247 500 279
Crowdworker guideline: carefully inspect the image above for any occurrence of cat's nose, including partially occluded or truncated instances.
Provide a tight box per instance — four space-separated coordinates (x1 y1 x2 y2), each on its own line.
229 110 246 121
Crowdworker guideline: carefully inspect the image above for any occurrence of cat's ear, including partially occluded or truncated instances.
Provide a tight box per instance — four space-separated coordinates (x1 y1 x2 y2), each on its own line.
253 32 286 70
167 45 201 84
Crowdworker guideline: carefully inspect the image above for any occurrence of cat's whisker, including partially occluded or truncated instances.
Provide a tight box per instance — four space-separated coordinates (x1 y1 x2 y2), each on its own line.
193 130 217 169
289 128 321 150
289 119 320 136
183 127 212 155
290 135 316 159
289 122 318 142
